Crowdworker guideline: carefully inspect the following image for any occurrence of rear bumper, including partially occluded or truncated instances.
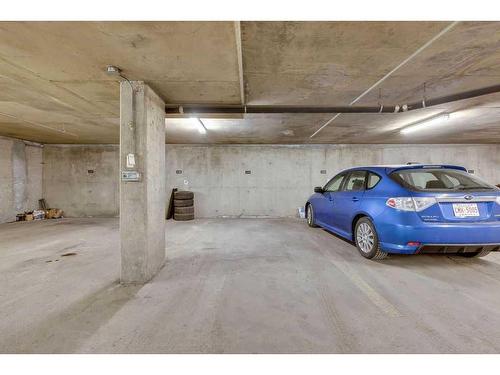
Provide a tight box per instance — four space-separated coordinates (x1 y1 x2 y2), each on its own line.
376 214 500 254
417 244 500 254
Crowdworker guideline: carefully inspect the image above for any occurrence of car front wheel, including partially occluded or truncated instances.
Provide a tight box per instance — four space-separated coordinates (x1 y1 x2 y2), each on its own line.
354 217 388 260
306 204 319 228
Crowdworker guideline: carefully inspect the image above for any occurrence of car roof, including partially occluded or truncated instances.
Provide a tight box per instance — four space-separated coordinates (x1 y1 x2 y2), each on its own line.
341 164 467 174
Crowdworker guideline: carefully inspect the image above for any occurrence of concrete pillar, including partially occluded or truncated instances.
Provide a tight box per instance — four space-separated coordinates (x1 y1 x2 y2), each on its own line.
120 81 166 284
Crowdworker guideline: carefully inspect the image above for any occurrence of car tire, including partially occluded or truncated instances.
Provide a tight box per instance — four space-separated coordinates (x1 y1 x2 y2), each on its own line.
174 206 194 214
174 213 194 221
174 199 194 207
354 217 388 260
174 191 194 200
306 204 319 228
460 249 491 258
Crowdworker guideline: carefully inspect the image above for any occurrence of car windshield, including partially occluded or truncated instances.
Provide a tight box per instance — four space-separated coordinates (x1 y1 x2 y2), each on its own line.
390 168 496 191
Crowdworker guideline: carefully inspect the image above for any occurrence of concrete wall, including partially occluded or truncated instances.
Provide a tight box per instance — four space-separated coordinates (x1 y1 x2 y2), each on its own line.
40 144 500 218
166 144 500 218
42 145 119 217
0 136 43 223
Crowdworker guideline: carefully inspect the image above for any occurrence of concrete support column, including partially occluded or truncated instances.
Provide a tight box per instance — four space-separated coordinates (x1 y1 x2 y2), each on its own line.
120 81 166 284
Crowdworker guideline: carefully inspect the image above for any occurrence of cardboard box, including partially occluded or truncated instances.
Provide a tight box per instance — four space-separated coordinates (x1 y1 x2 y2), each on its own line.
33 210 45 220
46 208 63 219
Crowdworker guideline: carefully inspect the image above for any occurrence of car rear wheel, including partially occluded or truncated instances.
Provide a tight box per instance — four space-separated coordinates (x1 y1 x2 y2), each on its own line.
306 204 319 228
354 218 388 260
459 249 491 258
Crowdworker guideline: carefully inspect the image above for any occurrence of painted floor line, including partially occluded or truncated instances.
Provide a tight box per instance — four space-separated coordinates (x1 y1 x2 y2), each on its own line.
310 237 402 318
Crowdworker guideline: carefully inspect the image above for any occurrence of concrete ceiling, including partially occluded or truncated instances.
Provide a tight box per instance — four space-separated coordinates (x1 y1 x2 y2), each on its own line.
0 21 500 144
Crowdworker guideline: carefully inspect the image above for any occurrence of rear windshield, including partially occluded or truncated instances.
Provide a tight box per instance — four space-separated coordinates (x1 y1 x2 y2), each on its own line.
390 168 496 192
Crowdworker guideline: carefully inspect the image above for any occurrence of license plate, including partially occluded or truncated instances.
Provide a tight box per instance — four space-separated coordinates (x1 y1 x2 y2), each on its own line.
452 203 479 217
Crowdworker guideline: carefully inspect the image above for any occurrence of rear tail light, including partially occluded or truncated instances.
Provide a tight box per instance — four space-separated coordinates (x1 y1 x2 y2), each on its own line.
386 197 414 211
413 197 437 211
407 241 421 247
386 197 436 212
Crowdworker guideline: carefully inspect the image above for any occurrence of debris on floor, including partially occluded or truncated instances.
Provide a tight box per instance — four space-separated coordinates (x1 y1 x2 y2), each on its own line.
41 198 64 219
16 208 64 222
33 210 45 220
15 198 64 222
297 207 306 219
45 208 63 219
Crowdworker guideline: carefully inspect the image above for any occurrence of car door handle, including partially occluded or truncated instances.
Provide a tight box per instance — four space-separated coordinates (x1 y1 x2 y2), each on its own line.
352 197 359 202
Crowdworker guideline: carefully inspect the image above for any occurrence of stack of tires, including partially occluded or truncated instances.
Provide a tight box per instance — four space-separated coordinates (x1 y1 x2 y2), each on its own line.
173 190 194 221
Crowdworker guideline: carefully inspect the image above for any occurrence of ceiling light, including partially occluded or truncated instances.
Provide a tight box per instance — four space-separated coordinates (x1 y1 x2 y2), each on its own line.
191 117 207 135
164 117 208 135
105 65 122 76
400 113 452 135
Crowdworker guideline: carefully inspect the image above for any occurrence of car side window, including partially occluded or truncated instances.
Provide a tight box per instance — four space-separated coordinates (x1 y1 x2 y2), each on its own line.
324 173 346 192
343 171 367 191
367 172 381 189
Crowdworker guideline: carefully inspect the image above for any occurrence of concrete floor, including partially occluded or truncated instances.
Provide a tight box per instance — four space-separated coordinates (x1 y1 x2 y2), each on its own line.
1 218 500 353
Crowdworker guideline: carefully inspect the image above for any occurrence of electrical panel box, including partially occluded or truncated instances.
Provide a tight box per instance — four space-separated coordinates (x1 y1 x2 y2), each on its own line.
126 153 136 168
121 170 141 182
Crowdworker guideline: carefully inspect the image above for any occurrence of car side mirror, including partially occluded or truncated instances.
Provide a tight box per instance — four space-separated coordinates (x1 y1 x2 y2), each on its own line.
314 186 324 193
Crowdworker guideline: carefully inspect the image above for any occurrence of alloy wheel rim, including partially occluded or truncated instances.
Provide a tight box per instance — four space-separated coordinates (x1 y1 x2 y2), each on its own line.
356 222 374 253
307 206 312 224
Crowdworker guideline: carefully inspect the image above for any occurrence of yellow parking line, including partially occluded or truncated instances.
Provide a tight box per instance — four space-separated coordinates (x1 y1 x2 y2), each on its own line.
334 260 402 318
310 237 402 318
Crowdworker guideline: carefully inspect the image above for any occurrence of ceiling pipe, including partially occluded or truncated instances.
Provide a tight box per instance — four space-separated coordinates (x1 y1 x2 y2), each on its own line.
166 104 394 114
399 83 500 112
165 83 500 115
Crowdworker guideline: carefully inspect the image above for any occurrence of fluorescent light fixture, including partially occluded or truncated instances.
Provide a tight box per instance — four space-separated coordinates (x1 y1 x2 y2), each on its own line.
400 113 451 135
191 117 207 135
164 117 208 134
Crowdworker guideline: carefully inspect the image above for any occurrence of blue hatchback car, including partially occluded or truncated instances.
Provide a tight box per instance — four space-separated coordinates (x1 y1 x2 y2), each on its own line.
305 164 500 260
